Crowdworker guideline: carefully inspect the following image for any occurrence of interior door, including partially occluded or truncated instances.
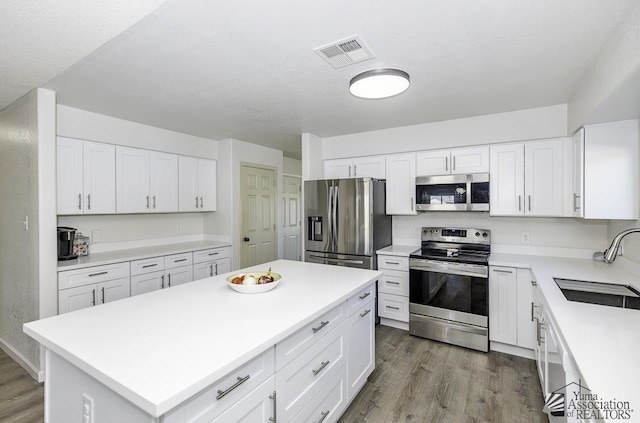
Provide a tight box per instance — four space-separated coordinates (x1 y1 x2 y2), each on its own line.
282 175 301 261
334 178 368 256
240 164 277 267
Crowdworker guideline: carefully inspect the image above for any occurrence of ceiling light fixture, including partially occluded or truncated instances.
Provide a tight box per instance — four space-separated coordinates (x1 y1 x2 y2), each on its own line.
349 68 410 99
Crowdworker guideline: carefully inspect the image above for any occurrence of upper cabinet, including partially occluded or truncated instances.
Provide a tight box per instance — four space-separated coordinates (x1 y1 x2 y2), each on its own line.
57 137 116 215
573 120 638 220
490 139 564 216
323 156 385 179
179 156 217 212
416 146 489 176
116 147 179 213
385 154 417 215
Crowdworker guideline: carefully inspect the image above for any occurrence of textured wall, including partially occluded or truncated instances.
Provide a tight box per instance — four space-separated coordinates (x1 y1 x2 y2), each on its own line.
0 90 41 370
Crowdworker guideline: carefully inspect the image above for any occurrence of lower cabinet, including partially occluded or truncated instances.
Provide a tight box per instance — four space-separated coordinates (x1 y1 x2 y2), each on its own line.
291 365 348 423
347 299 375 400
58 277 130 314
211 377 276 423
165 265 193 287
193 258 231 280
131 270 164 296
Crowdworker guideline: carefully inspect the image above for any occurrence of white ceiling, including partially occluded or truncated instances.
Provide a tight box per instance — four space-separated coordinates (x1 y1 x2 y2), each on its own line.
3 1 638 158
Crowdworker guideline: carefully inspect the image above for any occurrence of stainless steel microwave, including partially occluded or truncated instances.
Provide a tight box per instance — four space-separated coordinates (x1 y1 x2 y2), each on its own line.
415 173 490 211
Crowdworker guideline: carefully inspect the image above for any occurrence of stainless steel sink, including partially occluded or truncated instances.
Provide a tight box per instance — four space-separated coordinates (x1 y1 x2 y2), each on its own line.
554 278 640 310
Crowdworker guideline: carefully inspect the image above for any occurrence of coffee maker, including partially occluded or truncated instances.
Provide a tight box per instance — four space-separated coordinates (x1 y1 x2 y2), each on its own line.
57 227 78 261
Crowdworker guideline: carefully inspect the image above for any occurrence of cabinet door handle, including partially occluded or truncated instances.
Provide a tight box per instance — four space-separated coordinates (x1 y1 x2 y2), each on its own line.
167 273 171 287
216 375 250 400
88 271 108 277
209 264 213 277
200 197 203 208
518 195 522 211
348 165 352 177
445 156 448 172
573 193 581 211
353 164 357 176
453 156 456 171
160 275 165 289
146 195 150 209
314 410 330 423
268 391 277 422
87 194 91 210
78 193 82 210
312 320 329 333
491 269 513 274
195 196 199 208
153 195 156 209
214 263 218 275
101 287 105 304
359 291 371 300
360 309 371 318
91 289 96 306
312 360 330 376
528 195 531 212
531 280 537 286
386 305 400 310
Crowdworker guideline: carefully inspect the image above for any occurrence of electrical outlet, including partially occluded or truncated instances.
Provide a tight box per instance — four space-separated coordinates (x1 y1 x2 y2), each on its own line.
176 225 182 234
521 232 530 244
82 394 94 423
409 227 416 237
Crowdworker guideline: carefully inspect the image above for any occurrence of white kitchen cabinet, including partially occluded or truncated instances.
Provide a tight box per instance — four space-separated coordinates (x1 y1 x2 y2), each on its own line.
377 253 410 328
416 146 489 176
116 147 179 213
211 376 276 423
291 365 347 423
490 139 564 217
178 156 217 212
57 137 116 215
58 277 130 314
130 270 164 296
346 299 375 400
165 265 193 287
489 266 517 345
193 258 230 280
516 269 535 350
573 120 638 220
323 156 385 179
385 153 417 215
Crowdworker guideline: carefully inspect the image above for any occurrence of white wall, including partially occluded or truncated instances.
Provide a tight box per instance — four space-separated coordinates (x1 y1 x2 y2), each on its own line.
321 104 568 159
283 157 302 176
301 133 323 181
0 90 42 377
56 105 224 250
230 139 284 268
203 138 233 245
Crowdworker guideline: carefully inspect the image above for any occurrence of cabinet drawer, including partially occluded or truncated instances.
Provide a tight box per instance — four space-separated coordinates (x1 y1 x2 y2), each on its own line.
291 364 347 423
378 293 409 322
59 262 130 290
378 269 409 296
346 283 375 317
277 321 346 422
162 347 275 423
276 303 345 371
130 256 164 276
193 247 230 264
377 255 408 271
165 252 193 269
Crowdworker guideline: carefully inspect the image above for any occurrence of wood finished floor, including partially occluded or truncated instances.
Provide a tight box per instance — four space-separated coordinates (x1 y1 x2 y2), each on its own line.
0 349 43 423
339 325 548 423
0 326 547 423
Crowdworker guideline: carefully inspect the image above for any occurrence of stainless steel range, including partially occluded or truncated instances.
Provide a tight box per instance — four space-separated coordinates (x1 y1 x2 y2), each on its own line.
409 227 491 352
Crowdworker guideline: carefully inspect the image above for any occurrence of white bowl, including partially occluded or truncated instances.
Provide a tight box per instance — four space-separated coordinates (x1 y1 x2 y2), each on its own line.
226 272 281 294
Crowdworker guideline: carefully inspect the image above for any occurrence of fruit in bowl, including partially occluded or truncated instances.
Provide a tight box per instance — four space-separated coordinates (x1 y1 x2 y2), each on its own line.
226 268 281 293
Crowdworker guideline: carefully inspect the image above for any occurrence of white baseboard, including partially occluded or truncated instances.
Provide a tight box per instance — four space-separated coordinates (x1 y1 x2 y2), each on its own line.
490 341 535 360
0 337 43 382
379 318 409 331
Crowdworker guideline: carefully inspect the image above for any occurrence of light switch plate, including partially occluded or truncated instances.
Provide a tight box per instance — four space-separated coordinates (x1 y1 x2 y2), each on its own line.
91 229 102 244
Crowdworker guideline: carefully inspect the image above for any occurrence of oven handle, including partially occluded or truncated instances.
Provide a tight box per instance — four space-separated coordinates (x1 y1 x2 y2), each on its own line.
410 261 488 278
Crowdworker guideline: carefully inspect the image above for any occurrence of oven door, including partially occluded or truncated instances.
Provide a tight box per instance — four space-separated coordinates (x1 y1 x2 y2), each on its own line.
409 260 488 328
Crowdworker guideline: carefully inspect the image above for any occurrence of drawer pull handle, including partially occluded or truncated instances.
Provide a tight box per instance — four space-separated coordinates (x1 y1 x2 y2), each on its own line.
208 252 219 256
88 271 108 277
142 264 157 268
385 261 400 265
387 281 400 285
314 410 330 423
492 269 513 274
216 375 250 400
312 320 329 333
359 292 371 300
174 258 188 262
360 309 371 318
531 280 537 286
386 305 400 310
312 360 330 376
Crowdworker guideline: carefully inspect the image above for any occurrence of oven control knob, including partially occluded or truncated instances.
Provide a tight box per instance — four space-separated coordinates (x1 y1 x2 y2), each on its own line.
482 232 488 238
475 232 480 237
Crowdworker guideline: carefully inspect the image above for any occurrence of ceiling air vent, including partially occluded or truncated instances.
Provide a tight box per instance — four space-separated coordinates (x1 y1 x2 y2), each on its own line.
314 35 375 69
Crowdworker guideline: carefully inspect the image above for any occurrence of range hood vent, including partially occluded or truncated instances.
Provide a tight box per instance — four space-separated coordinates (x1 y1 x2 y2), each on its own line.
314 35 375 69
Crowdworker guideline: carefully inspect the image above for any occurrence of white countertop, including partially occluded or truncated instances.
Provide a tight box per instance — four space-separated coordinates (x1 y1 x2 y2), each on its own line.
376 244 420 256
489 253 640 412
25 259 381 417
58 240 232 271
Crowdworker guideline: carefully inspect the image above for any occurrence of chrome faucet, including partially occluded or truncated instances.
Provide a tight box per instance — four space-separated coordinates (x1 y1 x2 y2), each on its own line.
603 228 640 263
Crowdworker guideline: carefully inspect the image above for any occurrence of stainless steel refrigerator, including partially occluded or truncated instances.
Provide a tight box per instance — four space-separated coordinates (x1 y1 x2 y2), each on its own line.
304 178 391 270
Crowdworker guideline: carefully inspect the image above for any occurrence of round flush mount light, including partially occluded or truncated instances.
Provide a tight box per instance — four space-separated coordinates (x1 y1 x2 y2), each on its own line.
349 68 410 99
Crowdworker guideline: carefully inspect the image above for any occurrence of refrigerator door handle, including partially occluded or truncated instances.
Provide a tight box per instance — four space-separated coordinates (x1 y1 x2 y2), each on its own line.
308 254 365 266
332 185 339 251
328 185 334 250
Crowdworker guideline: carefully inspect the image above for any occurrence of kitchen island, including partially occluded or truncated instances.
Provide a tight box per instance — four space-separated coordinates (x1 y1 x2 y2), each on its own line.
24 259 381 423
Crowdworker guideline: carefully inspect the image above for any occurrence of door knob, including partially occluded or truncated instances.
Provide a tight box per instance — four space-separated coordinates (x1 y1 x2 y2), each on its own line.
243 237 250 242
